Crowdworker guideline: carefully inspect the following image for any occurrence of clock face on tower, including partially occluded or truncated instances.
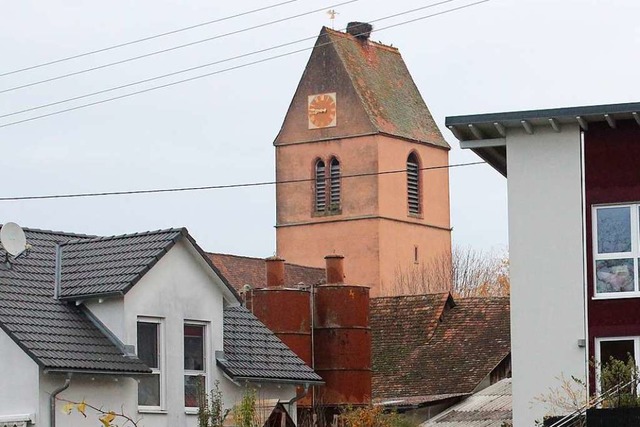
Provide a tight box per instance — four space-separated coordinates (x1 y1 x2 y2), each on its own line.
308 93 337 129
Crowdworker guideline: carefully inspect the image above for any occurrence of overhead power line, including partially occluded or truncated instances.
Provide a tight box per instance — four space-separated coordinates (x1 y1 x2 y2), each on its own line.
0 161 486 202
0 0 359 94
0 0 490 129
0 0 304 78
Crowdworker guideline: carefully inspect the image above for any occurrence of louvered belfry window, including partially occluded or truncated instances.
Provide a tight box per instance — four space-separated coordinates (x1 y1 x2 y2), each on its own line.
315 159 326 212
407 153 420 214
329 157 341 211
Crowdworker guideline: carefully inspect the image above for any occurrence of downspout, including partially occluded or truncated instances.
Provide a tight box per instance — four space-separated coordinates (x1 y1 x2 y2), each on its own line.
287 383 309 415
50 375 71 427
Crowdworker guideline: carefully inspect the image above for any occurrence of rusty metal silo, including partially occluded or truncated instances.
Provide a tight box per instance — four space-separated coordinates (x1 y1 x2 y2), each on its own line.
250 256 314 407
313 255 371 406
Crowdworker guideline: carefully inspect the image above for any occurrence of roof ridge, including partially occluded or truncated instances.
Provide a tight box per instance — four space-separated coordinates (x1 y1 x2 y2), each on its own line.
22 227 97 239
323 26 400 54
208 252 325 271
61 227 185 245
371 292 449 302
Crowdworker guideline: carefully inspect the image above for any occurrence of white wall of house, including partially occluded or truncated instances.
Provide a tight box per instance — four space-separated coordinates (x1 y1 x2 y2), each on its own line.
86 296 124 340
79 239 298 427
41 373 137 427
506 124 587 426
0 328 39 423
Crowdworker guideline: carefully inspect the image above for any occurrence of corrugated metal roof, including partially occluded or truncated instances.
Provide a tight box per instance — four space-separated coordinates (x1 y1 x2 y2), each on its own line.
218 306 323 384
422 379 512 427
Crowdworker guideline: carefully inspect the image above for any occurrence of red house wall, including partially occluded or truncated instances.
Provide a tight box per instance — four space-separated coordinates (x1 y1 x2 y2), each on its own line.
585 120 640 381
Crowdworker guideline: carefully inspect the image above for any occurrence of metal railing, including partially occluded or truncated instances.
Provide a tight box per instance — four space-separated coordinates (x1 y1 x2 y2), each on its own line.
548 377 640 427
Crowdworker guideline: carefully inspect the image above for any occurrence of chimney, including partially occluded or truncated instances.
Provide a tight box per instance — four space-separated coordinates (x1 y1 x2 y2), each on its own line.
324 254 345 284
346 22 373 41
265 256 285 287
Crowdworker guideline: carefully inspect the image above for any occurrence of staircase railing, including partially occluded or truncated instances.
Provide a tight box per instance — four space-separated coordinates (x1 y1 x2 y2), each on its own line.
547 377 639 427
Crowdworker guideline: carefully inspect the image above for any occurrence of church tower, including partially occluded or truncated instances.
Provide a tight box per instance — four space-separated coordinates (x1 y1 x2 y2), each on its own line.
274 23 451 296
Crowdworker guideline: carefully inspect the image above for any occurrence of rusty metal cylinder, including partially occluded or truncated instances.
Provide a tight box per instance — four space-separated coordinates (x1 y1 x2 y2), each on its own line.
251 287 314 407
313 284 371 406
265 256 285 287
324 254 345 284
252 288 312 363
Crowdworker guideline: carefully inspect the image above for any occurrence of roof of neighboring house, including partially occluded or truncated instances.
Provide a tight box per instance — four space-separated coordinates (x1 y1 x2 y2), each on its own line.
421 378 512 427
0 228 149 374
208 253 325 292
371 295 510 405
324 27 449 148
218 306 323 385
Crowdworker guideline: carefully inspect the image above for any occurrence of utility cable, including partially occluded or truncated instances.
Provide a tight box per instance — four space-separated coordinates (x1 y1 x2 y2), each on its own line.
0 161 485 202
0 0 489 128
0 0 359 94
0 0 304 78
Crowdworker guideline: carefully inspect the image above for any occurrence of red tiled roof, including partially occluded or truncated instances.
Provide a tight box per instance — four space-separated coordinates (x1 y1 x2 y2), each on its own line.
324 27 449 149
371 295 510 402
207 253 325 292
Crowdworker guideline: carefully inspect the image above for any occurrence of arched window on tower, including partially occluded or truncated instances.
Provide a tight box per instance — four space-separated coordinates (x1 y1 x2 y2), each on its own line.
315 159 326 212
329 157 341 212
407 153 421 215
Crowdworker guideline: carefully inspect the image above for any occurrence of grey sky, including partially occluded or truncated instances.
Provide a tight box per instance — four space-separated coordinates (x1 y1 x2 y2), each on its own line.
1 0 637 257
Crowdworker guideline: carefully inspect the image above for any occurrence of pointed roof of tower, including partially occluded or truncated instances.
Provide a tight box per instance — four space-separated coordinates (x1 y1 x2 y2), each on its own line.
325 27 448 148
275 26 449 149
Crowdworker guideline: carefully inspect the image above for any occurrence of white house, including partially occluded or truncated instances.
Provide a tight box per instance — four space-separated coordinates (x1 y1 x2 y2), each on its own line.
0 226 322 427
446 101 640 425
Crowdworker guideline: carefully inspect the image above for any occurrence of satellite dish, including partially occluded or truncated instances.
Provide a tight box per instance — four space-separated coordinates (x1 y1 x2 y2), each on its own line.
1 222 27 257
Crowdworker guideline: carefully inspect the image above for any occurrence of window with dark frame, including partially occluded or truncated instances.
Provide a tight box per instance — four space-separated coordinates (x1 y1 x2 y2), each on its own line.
329 157 341 211
137 321 161 408
407 153 420 215
184 324 205 408
315 159 326 212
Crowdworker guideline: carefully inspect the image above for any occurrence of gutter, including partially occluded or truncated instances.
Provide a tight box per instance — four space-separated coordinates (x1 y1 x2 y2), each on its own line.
50 374 71 427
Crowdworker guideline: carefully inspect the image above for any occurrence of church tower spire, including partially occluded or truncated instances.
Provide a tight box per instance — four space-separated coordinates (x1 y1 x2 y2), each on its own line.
274 24 451 296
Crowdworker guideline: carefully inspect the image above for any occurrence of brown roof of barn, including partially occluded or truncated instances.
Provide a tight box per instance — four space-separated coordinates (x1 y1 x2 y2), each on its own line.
207 253 325 292
324 27 449 148
371 294 510 403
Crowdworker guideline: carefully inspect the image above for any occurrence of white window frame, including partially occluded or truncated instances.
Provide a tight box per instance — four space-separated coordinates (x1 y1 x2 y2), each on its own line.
594 336 640 395
137 317 166 412
184 320 209 412
592 204 640 298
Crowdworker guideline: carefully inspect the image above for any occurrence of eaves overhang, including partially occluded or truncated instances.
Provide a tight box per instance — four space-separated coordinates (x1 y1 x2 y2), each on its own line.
445 100 640 177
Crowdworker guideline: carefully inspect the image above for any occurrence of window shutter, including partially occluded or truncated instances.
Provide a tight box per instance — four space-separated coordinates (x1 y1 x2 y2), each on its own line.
330 158 341 210
315 160 326 212
407 154 420 214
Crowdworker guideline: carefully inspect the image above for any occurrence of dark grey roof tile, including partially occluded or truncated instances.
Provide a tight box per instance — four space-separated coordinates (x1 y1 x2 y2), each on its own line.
218 306 322 384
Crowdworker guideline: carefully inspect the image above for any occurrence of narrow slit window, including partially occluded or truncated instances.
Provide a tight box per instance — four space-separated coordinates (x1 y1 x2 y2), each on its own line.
407 153 421 214
315 160 326 212
330 157 341 211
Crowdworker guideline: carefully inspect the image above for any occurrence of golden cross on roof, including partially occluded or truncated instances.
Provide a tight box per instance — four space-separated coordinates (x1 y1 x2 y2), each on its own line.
327 9 339 29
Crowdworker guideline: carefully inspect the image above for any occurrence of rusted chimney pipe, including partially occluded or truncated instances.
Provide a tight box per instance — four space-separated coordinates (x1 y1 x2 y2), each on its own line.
265 256 285 287
324 255 345 284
